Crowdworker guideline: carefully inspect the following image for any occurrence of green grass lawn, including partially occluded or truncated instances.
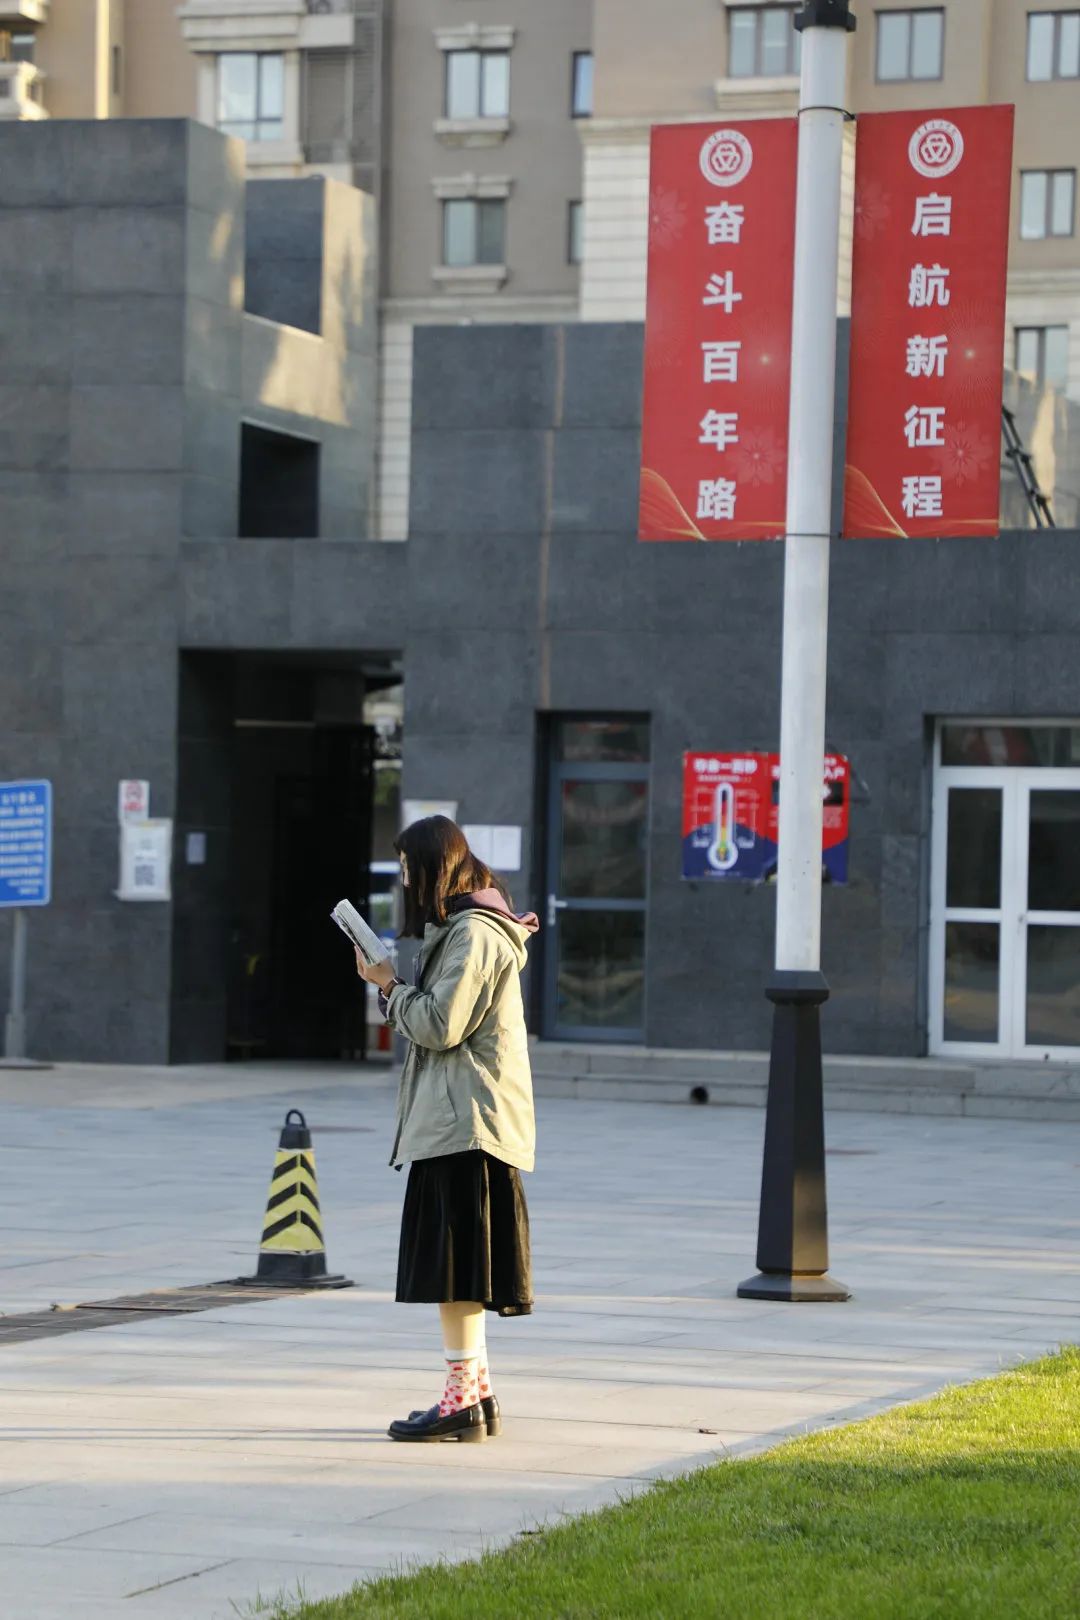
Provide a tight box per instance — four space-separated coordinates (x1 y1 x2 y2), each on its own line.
253 1347 1080 1620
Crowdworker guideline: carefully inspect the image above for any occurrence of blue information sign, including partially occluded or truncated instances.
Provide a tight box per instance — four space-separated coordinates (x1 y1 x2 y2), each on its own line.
0 780 52 908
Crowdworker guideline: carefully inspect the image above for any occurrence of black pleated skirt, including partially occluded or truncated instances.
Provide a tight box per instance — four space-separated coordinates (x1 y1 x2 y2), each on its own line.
396 1149 533 1316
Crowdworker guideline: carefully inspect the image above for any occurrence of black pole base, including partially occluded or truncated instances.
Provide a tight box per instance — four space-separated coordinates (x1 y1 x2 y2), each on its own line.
737 1270 850 1302
737 969 852 1304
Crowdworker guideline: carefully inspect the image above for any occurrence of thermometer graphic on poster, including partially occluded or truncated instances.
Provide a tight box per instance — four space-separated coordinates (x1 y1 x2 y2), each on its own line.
707 783 739 871
682 751 850 883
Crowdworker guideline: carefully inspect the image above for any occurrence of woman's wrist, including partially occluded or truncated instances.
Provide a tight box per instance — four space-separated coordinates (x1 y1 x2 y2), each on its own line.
371 959 398 992
378 977 405 1018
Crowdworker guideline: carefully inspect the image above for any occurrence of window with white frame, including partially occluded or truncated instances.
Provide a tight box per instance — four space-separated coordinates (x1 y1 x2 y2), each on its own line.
571 51 593 116
1016 326 1070 392
728 5 801 77
1027 11 1080 81
445 49 510 119
876 8 944 81
1019 169 1076 240
568 200 583 265
442 197 506 266
218 53 285 142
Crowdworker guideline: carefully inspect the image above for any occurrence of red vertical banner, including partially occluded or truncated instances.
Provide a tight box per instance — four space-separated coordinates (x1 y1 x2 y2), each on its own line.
843 106 1014 540
640 120 798 542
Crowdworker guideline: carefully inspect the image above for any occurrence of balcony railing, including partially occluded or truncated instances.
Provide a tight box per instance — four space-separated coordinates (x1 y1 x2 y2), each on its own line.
0 60 46 119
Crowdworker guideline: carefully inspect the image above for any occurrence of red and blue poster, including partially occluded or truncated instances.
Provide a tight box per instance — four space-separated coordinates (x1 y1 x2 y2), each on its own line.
682 752 850 884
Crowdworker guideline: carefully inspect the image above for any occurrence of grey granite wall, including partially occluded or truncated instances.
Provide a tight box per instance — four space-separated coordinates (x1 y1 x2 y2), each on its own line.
0 119 247 1060
1 114 1074 1067
404 321 1080 1059
0 120 381 1063
240 178 377 541
244 179 324 336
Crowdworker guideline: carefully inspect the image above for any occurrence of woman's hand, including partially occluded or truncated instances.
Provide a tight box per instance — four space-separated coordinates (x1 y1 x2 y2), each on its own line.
355 947 397 992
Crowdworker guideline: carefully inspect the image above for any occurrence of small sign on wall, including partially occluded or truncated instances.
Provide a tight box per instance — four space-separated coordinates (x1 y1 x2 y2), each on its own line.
118 780 150 825
117 819 173 902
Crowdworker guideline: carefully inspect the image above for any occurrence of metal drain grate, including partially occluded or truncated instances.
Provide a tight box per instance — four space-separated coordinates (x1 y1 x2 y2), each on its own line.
0 1282 316 1346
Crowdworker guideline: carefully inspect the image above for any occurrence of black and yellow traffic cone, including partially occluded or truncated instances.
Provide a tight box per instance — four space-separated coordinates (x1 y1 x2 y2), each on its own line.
236 1109 352 1289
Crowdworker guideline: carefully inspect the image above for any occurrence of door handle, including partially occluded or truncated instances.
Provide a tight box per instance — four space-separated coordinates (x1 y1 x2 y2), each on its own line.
546 894 569 928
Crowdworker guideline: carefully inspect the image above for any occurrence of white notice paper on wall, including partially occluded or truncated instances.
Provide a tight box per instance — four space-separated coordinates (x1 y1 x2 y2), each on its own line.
463 824 523 873
117 819 173 902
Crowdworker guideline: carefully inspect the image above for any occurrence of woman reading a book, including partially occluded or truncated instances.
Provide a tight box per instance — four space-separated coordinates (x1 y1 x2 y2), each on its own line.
353 815 538 1443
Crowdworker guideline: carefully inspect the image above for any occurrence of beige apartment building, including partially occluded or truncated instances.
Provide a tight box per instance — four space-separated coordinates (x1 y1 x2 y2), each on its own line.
0 0 194 120
2 0 1077 530
583 0 1080 408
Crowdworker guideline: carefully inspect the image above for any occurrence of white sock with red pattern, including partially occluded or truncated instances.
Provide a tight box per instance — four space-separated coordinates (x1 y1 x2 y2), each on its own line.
439 1351 480 1417
477 1333 493 1402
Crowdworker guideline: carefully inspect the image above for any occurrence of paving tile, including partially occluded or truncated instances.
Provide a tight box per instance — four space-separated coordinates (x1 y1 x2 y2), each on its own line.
0 1072 1077 1619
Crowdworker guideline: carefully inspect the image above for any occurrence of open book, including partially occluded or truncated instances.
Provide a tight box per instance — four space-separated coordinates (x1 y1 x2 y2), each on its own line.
331 899 391 969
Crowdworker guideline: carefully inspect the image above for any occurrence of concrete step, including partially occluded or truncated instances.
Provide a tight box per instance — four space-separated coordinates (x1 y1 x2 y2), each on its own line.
529 1043 1080 1123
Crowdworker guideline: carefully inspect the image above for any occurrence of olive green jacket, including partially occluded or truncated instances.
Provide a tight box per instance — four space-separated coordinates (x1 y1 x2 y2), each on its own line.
385 908 536 1172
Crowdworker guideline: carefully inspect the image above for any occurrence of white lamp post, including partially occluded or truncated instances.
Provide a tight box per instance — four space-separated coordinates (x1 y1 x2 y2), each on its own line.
738 0 855 1303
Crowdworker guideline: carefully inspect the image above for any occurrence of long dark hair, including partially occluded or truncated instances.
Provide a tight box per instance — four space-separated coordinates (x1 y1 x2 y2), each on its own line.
394 816 493 938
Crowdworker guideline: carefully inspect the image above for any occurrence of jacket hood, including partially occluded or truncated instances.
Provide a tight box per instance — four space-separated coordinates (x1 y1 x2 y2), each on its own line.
445 888 539 968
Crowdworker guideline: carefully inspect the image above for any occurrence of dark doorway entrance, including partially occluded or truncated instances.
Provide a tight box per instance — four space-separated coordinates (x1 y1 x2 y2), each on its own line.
173 652 399 1063
235 723 372 1060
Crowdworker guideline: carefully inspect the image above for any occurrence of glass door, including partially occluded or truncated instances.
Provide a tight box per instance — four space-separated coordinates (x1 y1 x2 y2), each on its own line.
542 717 650 1042
929 772 1009 1054
931 724 1080 1058
1017 779 1080 1057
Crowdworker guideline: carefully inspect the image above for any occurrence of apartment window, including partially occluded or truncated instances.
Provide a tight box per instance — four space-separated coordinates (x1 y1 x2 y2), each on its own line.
112 44 122 97
442 198 506 266
10 32 35 64
445 50 510 119
728 5 801 77
1020 169 1076 239
218 53 285 142
876 9 944 81
571 51 593 116
1027 11 1080 81
1016 326 1070 392
568 200 583 265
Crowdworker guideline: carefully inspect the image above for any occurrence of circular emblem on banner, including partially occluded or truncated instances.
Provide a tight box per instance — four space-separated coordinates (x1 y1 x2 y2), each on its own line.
699 129 753 189
908 119 964 179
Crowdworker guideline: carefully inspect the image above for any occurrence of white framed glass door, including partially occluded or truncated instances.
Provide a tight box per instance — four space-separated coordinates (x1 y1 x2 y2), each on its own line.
930 722 1080 1059
930 767 1010 1054
1016 781 1080 1057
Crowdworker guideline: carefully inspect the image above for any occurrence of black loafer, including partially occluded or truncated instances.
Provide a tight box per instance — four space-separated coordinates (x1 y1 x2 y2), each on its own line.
389 1402 486 1443
407 1394 502 1437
